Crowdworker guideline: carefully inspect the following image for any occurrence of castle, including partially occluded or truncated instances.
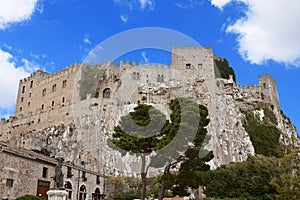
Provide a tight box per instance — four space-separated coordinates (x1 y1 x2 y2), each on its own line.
0 46 299 199
0 46 279 139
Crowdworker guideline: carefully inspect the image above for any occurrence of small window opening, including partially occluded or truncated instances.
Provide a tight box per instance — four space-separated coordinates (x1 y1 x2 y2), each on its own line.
42 167 48 178
19 107 22 111
52 84 57 92
103 88 111 98
22 86 26 94
62 80 67 88
42 88 46 96
6 179 13 187
30 81 33 88
186 63 191 69
21 97 24 103
62 97 65 104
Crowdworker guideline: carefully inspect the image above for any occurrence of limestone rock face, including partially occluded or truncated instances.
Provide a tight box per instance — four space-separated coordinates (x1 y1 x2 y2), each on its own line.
204 94 255 169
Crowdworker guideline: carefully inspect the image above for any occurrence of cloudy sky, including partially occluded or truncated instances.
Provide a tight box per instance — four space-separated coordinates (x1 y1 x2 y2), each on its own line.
0 0 299 130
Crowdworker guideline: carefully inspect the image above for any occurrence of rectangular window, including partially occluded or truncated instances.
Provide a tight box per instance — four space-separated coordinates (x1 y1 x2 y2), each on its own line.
96 175 100 184
42 88 46 96
68 191 72 199
6 179 13 187
42 167 48 178
67 167 73 178
30 81 33 88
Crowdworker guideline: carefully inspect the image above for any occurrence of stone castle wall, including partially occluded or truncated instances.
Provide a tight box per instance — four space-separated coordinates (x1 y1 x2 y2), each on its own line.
1 46 296 174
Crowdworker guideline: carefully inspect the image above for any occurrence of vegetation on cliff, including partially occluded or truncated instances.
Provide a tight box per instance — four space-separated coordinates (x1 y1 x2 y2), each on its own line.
214 57 236 82
243 113 283 157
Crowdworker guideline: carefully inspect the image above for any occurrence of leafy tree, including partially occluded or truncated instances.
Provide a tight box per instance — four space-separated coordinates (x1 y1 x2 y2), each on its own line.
110 104 166 200
271 151 300 200
149 98 213 199
203 156 279 199
109 176 142 200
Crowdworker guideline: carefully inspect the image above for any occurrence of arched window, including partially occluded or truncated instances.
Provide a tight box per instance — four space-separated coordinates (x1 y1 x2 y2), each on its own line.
62 80 67 88
79 185 87 200
103 88 111 98
95 188 100 193
92 188 101 200
52 84 57 92
64 181 72 200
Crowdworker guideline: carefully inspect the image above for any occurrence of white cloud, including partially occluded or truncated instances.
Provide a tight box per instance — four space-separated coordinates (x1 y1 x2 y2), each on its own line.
138 0 154 10
0 49 38 111
211 0 300 66
120 15 128 23
113 0 155 10
0 0 40 29
83 35 91 45
210 0 232 9
142 52 149 63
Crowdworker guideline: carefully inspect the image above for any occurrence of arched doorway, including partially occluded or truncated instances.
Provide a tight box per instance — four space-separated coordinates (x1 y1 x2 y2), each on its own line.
92 188 104 200
79 185 87 200
64 181 72 200
103 88 111 98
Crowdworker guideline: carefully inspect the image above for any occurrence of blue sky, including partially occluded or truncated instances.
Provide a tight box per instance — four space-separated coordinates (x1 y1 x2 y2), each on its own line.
0 0 299 132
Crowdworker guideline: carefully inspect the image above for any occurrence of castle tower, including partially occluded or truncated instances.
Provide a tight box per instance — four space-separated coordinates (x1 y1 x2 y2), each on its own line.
15 70 50 117
258 73 280 108
14 64 80 119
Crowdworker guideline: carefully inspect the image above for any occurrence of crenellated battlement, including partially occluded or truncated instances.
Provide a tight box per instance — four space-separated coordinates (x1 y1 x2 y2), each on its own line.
119 60 170 69
171 45 212 51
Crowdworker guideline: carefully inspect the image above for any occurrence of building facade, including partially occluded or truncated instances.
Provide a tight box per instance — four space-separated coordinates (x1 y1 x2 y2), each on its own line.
0 141 106 200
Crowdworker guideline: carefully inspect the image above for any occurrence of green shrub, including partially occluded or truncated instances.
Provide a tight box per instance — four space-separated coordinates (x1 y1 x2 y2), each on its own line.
16 195 45 200
214 58 236 82
203 156 278 199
